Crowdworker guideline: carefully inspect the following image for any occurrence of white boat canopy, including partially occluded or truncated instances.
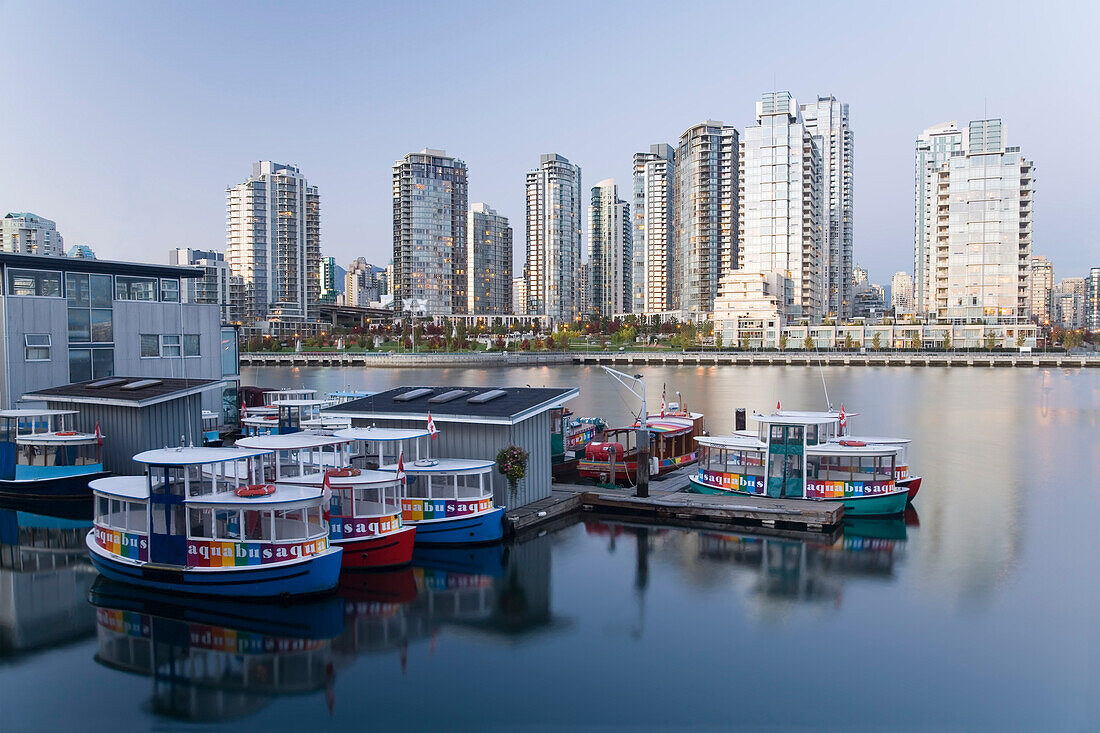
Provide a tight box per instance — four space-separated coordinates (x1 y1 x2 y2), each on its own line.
0 409 78 418
184 484 322 508
379 457 495 475
236 434 351 450
334 427 431 442
89 475 149 500
134 446 273 466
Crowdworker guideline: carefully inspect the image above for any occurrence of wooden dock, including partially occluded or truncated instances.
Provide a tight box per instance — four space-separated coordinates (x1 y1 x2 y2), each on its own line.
505 464 842 537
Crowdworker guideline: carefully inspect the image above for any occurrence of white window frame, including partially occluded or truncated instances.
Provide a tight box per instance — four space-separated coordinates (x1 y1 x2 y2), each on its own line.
24 333 51 362
139 334 160 359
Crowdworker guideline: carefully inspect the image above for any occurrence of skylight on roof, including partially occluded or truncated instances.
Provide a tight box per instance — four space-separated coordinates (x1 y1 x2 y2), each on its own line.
89 378 125 388
468 389 506 404
429 389 469 404
394 388 433 402
121 379 163 391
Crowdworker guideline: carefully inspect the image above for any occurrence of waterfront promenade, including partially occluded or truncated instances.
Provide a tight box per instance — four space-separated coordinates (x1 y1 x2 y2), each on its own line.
240 349 1100 369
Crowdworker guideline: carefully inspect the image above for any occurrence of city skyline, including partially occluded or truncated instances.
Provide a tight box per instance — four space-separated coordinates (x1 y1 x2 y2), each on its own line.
1 1 1094 282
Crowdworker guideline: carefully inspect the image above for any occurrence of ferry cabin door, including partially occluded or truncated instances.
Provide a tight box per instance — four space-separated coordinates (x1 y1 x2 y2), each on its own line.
765 424 805 499
149 466 187 565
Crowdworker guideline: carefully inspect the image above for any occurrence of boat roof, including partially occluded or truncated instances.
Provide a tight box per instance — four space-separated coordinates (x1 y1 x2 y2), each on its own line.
263 389 316 396
380 457 495 474
278 468 401 486
16 431 100 445
808 443 903 456
327 391 375 398
334 426 430 442
633 419 695 435
90 475 149 500
185 484 323 507
236 434 349 450
134 446 272 466
775 410 860 419
0 409 78 418
242 405 278 415
834 435 910 445
753 413 839 426
270 399 328 407
696 435 765 450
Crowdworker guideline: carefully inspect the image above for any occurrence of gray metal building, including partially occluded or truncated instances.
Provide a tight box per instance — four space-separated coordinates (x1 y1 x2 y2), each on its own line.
324 386 577 509
0 252 238 418
22 377 222 475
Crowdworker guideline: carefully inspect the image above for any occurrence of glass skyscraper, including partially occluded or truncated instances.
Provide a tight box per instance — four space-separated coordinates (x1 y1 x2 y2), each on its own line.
467 203 513 315
525 153 581 321
392 149 468 315
914 122 964 315
632 144 674 314
588 179 632 317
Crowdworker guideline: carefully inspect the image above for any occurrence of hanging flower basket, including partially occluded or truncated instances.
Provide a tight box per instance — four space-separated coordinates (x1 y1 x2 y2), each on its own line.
496 445 529 496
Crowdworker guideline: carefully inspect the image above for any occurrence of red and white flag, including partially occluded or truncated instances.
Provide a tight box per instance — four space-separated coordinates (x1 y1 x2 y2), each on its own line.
660 384 666 418
426 412 438 440
776 400 782 412
396 448 406 483
321 470 332 521
240 399 247 419
94 421 103 446
839 405 847 434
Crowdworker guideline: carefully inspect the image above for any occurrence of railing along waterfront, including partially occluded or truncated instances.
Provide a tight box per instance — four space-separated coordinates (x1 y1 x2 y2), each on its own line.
240 350 1100 368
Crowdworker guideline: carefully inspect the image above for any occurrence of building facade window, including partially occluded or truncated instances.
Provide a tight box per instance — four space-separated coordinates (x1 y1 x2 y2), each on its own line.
24 334 51 361
161 334 181 357
116 276 157 301
160 278 180 302
140 334 160 358
140 333 199 357
7 269 62 297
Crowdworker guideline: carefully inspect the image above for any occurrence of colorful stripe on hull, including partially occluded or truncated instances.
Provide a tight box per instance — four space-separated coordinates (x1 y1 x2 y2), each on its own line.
86 533 343 598
408 506 505 545
335 525 416 569
687 476 908 516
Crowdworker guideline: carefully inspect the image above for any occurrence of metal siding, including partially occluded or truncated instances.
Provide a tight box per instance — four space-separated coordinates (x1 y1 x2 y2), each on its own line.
348 412 553 509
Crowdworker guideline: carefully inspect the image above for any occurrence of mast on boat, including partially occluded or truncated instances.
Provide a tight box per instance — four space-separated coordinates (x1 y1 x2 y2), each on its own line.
600 366 647 426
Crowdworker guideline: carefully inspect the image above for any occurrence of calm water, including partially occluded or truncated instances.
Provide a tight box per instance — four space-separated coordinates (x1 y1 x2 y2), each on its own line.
3 365 1100 731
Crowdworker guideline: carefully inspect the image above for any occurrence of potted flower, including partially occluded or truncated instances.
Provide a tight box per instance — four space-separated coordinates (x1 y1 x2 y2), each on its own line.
496 445 529 497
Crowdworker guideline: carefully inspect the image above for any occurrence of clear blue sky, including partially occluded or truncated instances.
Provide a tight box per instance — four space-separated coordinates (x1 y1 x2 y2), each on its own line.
2 0 1096 283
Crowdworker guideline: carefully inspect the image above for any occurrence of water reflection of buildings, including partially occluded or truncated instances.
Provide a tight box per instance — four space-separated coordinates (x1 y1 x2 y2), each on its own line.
90 580 343 722
0 509 97 655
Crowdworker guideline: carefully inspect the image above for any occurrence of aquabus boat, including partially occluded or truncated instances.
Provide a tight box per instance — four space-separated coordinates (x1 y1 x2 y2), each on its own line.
85 446 342 597
690 412 911 516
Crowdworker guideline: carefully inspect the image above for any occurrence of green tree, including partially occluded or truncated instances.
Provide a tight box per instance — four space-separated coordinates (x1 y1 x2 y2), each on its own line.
910 332 923 350
984 331 997 350
779 333 788 351
803 333 814 350
843 332 854 350
872 333 882 350
715 331 723 350
1016 332 1025 348
942 332 952 351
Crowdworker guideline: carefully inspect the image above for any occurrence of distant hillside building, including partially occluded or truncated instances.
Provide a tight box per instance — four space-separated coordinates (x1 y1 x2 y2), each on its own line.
67 244 96 259
1 213 64 256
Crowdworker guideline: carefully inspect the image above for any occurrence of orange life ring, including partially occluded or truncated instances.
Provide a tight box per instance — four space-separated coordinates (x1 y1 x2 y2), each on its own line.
839 439 866 447
235 483 276 498
56 431 77 436
263 416 279 421
326 467 361 478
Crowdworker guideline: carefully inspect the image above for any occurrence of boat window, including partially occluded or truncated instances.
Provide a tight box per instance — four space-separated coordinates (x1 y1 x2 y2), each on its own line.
127 502 148 533
275 508 306 541
244 509 272 541
96 496 109 522
354 486 382 516
770 425 784 441
213 508 241 540
189 508 213 539
806 425 818 445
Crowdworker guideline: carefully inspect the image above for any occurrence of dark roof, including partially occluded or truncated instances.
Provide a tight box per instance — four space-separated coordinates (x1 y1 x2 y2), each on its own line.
0 252 204 279
24 377 223 407
324 385 577 425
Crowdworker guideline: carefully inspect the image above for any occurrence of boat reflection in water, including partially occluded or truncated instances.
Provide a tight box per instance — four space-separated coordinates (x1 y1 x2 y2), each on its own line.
0 508 97 656
88 579 344 722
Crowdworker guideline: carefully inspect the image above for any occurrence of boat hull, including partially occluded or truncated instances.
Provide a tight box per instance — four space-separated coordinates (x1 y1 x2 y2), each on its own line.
335 525 416 569
899 476 922 502
86 534 343 599
0 470 108 502
408 506 505 545
687 477 909 516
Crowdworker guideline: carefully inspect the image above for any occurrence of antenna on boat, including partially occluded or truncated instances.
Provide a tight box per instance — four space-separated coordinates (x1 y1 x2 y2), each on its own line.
600 366 646 425
818 357 832 411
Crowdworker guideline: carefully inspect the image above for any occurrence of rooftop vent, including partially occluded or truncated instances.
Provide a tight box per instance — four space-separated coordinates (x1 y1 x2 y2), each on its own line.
394 388 433 402
428 389 469 404
88 378 126 389
468 389 506 405
120 379 163 391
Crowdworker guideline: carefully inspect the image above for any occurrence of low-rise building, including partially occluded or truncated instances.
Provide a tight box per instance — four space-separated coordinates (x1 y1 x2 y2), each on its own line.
712 271 791 347
0 253 239 418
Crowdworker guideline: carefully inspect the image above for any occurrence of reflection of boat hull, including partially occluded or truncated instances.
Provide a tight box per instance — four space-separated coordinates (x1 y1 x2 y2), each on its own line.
338 566 418 603
842 516 908 541
88 577 345 639
899 476 922 502
86 535 344 598
412 542 507 577
409 507 505 545
0 470 108 505
688 476 908 516
336 526 416 569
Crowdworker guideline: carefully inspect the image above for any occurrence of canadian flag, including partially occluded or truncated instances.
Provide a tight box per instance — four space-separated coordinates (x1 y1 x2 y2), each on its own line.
396 448 406 483
427 412 438 440
660 384 666 418
240 399 247 419
94 421 103 446
776 401 782 412
321 470 332 522
839 405 847 433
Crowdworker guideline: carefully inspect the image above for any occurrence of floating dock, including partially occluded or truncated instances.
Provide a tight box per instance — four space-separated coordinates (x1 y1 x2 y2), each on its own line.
505 466 843 538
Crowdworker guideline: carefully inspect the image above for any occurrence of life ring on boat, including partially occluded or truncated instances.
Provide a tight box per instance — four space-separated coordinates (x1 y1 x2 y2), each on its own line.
325 467 360 478
839 439 866 447
55 431 77 436
263 416 279 421
235 483 276 498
